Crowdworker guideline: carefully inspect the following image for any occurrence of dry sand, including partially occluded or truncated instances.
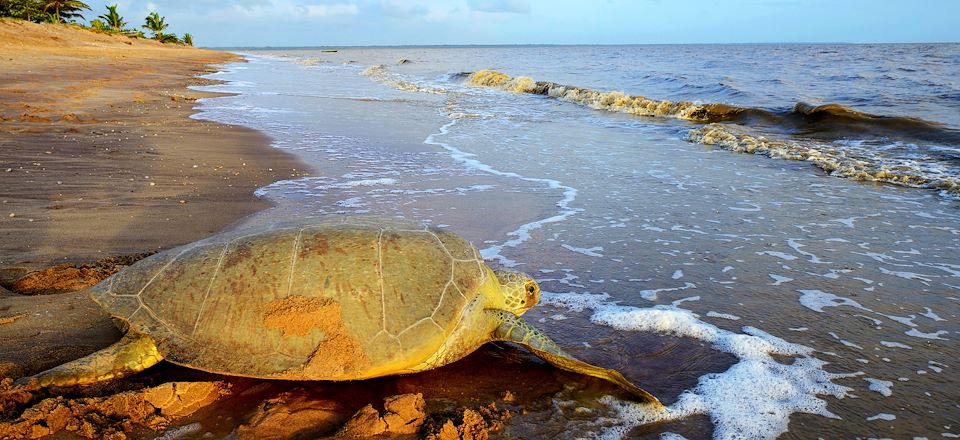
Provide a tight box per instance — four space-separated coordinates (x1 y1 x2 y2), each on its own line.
0 14 308 385
0 19 304 438
0 19 308 275
0 20 560 439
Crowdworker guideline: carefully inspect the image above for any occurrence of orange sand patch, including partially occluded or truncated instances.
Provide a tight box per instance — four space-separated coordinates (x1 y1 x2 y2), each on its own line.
0 380 229 439
263 295 369 376
264 295 341 338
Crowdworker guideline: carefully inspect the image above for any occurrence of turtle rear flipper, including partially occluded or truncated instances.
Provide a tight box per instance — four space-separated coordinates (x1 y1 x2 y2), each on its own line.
489 310 664 408
14 333 163 390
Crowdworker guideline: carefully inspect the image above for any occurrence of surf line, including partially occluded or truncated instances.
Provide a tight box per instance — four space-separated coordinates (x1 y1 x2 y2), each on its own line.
423 111 582 267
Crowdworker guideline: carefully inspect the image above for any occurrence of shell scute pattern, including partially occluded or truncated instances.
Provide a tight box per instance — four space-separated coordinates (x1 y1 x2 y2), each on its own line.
91 220 486 379
138 243 227 339
380 230 453 335
185 229 301 374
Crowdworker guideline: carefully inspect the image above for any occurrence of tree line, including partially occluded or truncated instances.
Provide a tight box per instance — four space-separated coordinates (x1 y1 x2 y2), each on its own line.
0 1 194 46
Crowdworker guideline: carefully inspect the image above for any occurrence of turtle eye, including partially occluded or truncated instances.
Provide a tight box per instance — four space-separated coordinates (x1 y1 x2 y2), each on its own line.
524 281 539 296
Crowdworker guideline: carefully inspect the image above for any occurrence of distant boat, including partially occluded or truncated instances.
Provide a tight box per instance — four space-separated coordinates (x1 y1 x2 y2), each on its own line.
321 49 338 53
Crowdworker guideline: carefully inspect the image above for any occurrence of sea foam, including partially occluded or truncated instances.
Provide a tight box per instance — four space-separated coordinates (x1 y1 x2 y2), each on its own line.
540 293 854 440
688 123 960 198
423 115 581 267
361 64 448 94
468 69 710 121
466 69 960 198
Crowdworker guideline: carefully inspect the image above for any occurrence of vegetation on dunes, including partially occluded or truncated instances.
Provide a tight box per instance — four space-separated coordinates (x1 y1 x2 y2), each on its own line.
42 0 89 23
97 3 123 31
0 1 194 45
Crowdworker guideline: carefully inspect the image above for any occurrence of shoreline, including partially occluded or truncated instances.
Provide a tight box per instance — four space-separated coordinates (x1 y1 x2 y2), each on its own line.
7 26 956 440
0 28 620 439
0 18 312 400
191 47 960 439
0 20 310 281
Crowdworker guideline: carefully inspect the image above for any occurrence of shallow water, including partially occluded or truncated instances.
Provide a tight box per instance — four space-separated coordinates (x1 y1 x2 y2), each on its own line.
193 45 959 439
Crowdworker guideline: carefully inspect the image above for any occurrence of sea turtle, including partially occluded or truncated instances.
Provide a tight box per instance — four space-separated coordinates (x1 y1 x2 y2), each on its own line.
13 217 662 407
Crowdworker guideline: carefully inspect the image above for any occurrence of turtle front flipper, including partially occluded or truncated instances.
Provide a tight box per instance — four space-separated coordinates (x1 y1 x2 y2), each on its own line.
488 310 664 409
13 333 163 390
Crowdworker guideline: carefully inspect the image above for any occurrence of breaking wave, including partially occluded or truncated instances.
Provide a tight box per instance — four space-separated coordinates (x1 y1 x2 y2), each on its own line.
467 70 960 142
688 124 960 197
361 64 448 95
468 70 714 121
467 69 960 198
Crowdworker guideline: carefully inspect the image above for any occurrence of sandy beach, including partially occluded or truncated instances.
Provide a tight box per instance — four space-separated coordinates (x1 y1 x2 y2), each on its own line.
0 19 309 274
0 20 327 438
174 45 960 439
0 21 563 439
4 17 957 440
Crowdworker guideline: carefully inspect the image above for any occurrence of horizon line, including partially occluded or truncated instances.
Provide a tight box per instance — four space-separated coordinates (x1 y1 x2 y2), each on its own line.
205 41 959 50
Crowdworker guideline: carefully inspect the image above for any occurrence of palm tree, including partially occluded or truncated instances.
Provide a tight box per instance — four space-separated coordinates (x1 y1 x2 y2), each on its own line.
142 11 167 41
42 0 90 23
88 18 108 31
159 33 180 44
97 3 125 32
0 0 45 21
182 33 193 46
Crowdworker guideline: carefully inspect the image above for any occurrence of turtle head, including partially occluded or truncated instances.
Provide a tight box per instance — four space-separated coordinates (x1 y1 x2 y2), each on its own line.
493 269 540 315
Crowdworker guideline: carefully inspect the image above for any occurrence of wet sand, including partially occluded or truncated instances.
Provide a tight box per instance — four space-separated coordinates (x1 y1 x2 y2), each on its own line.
0 20 328 439
0 21 662 439
0 20 310 275
0 17 305 369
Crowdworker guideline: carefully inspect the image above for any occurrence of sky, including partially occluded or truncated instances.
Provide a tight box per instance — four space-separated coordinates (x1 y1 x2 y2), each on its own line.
94 0 960 47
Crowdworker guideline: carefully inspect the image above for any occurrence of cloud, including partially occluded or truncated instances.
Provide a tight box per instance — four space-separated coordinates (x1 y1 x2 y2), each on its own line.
373 1 430 18
466 0 530 14
304 3 360 17
139 0 271 14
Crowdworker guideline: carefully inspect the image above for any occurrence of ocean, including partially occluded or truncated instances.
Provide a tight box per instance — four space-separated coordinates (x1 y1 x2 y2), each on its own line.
193 44 959 439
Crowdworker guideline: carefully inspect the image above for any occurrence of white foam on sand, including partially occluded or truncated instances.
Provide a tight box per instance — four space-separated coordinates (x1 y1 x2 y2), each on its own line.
768 274 793 286
797 290 869 313
864 378 893 396
786 238 832 264
639 283 698 301
423 116 580 267
866 413 896 421
798 290 950 341
562 244 605 257
540 291 610 312
706 311 741 321
828 332 863 350
334 197 365 208
879 341 912 349
338 177 399 187
920 307 946 321
540 293 853 440
905 328 949 340
759 251 798 261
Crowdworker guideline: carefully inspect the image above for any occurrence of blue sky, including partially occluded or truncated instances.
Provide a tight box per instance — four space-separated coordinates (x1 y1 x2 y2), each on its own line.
96 0 959 47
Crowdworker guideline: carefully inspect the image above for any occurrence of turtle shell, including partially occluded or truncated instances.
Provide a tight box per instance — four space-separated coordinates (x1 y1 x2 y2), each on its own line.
89 217 489 380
